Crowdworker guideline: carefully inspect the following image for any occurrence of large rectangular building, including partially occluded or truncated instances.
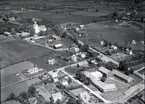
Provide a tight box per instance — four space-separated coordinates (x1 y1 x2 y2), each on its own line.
112 70 134 83
98 66 112 77
84 71 117 92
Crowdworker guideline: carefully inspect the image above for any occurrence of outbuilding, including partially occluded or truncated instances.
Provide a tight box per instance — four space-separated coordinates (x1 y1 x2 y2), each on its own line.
53 44 62 49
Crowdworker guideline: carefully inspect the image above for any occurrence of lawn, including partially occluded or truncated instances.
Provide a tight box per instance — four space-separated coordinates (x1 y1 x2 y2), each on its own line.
1 81 29 102
0 40 53 68
1 73 22 87
79 21 144 51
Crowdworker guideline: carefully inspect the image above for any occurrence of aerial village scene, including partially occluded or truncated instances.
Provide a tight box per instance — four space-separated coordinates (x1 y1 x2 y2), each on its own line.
0 0 145 104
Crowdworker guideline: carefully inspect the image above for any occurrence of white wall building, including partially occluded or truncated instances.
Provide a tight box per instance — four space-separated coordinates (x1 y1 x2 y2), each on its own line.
27 67 43 74
84 71 103 81
51 92 63 103
53 44 62 49
98 66 112 77
33 21 40 34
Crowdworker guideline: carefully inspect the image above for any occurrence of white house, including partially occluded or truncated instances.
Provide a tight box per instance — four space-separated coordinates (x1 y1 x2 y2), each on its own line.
71 54 78 62
53 44 62 49
4 31 11 36
39 25 47 32
131 40 136 44
51 92 63 103
111 45 118 50
100 41 105 46
28 97 37 104
27 67 43 74
79 91 90 103
48 58 56 65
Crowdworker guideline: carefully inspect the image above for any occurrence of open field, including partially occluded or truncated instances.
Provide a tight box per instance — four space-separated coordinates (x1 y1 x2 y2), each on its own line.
0 61 34 77
0 40 53 69
71 11 112 17
80 21 144 51
1 73 22 87
30 51 70 71
1 81 29 102
8 10 109 25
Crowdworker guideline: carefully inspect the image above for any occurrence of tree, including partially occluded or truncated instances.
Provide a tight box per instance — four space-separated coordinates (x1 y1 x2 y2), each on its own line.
6 92 17 101
119 61 128 71
49 96 54 104
80 44 89 52
20 91 28 99
28 85 36 95
67 98 77 104
55 99 61 104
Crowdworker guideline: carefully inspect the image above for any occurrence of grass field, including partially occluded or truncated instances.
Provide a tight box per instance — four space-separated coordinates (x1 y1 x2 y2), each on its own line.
1 73 22 87
71 11 111 17
1 81 29 102
12 10 109 25
0 40 53 69
79 21 144 51
30 51 70 71
0 61 34 77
